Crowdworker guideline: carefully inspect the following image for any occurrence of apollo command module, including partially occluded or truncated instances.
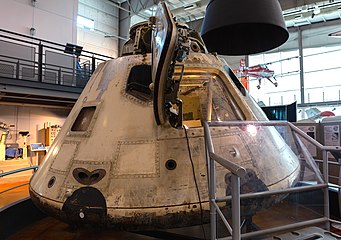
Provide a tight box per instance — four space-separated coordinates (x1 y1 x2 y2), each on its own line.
29 2 300 230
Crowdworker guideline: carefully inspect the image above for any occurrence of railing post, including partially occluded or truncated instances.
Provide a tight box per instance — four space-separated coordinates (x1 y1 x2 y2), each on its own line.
322 149 330 230
38 42 43 82
58 67 62 85
210 150 216 240
91 55 96 74
16 60 20 78
231 174 241 240
203 122 217 240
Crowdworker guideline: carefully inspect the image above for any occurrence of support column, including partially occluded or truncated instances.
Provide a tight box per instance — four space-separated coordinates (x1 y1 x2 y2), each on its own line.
118 2 131 57
298 27 305 104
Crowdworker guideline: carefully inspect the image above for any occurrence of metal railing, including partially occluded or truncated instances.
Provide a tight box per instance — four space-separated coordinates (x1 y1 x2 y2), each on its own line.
204 120 341 240
0 28 113 89
0 166 38 196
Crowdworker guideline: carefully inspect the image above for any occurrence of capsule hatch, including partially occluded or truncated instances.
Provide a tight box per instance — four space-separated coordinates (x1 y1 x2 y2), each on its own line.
151 2 189 128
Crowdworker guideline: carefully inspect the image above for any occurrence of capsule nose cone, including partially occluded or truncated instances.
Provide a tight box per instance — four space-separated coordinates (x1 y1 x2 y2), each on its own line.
62 187 107 224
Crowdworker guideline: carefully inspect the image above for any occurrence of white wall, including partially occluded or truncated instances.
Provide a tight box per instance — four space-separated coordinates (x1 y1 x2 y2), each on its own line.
0 0 78 45
0 105 70 148
77 0 119 58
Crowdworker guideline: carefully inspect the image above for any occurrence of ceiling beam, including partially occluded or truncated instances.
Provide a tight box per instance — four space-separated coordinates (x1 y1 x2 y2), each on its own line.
279 0 325 10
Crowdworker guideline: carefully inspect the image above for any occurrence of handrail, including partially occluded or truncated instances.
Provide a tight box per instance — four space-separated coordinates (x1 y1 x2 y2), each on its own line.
0 54 77 72
222 218 329 240
204 120 341 240
0 166 38 198
209 152 246 177
208 120 288 127
0 28 114 60
0 166 38 178
216 183 328 202
204 121 243 239
288 122 325 149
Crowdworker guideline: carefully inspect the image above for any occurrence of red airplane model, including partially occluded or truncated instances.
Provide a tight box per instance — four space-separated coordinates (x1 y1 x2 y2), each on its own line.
238 59 278 89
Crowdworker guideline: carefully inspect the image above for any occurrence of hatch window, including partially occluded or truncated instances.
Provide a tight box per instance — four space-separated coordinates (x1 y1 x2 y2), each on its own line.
179 73 245 128
126 65 152 101
71 106 96 132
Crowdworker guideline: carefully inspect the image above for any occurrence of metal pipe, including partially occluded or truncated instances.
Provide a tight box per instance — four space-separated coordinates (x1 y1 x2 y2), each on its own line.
321 146 341 151
216 183 328 202
38 43 43 82
293 131 324 184
338 162 341 219
0 29 65 47
221 217 328 240
0 101 73 109
0 95 76 104
206 78 212 121
208 120 287 127
107 0 131 13
92 56 96 74
298 27 305 104
314 159 340 166
322 150 330 229
0 166 38 178
0 30 113 60
330 218 341 225
231 174 241 240
203 122 215 160
212 200 232 234
209 152 246 178
288 122 324 149
203 121 217 240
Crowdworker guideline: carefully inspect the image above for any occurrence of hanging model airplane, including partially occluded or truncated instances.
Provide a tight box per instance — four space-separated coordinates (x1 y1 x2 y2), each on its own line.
237 59 278 89
29 2 300 230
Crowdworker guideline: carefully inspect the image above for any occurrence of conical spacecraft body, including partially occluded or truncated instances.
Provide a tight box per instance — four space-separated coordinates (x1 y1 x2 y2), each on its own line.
30 2 300 229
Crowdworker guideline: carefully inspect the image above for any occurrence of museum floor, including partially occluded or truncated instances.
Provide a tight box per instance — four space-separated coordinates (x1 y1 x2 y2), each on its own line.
1 180 341 239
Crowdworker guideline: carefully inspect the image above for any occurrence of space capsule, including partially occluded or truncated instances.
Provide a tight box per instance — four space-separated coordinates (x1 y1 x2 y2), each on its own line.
29 2 300 229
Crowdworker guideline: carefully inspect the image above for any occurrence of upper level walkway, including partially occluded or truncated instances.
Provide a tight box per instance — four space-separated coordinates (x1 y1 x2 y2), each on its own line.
0 29 113 107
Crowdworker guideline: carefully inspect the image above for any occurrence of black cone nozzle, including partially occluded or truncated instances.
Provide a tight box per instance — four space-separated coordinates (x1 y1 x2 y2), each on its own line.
201 0 289 55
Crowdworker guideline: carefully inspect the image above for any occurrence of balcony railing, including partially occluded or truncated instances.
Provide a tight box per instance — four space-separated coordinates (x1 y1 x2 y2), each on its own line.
0 28 113 90
204 120 341 239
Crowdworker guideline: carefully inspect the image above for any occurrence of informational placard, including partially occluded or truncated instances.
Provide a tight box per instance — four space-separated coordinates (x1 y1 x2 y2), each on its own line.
323 125 340 159
297 125 317 157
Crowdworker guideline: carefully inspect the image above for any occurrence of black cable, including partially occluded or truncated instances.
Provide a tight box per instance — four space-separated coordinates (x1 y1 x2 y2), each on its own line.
184 127 207 240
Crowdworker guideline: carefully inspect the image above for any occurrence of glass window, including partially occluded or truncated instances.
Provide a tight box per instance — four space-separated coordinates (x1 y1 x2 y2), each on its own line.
126 65 152 101
302 24 341 104
71 106 96 132
248 31 300 105
77 16 94 31
178 73 245 128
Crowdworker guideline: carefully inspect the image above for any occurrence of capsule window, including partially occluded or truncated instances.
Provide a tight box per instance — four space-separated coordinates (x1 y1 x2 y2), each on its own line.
126 65 152 101
71 106 96 132
165 159 177 170
48 176 56 188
